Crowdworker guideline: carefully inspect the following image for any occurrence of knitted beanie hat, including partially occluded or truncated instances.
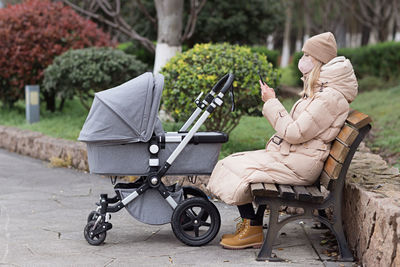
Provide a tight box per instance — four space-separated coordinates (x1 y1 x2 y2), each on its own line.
302 32 337 64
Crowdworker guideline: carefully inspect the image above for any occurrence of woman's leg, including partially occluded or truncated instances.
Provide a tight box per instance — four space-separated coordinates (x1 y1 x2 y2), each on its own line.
237 203 265 225
254 205 266 226
237 203 256 220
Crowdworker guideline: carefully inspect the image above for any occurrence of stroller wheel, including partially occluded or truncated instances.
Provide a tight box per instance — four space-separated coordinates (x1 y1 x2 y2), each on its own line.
171 197 220 246
87 211 99 223
182 186 208 200
84 220 107 246
181 187 209 231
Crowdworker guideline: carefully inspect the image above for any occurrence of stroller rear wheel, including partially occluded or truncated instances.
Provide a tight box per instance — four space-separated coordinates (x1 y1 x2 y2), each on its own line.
84 220 107 246
182 186 208 200
181 187 210 231
171 197 220 246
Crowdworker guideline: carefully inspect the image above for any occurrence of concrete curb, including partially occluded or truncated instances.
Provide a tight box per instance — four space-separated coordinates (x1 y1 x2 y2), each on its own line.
0 125 399 265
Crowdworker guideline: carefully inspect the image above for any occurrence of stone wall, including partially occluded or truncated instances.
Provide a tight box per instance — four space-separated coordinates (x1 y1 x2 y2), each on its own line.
0 125 399 265
0 126 88 171
344 142 400 266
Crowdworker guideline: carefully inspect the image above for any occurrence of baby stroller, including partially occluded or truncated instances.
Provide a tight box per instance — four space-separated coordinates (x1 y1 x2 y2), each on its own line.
78 72 235 246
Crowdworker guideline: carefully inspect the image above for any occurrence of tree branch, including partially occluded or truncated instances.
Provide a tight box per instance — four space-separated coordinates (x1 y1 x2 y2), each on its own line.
181 0 206 41
63 0 155 52
95 0 120 18
136 0 157 28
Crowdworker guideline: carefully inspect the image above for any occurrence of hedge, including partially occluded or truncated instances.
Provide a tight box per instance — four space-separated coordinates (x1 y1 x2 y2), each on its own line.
290 41 400 88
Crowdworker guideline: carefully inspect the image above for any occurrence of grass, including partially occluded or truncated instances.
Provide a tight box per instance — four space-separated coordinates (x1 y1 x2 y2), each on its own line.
280 66 298 87
0 98 88 140
349 85 400 169
1 87 399 169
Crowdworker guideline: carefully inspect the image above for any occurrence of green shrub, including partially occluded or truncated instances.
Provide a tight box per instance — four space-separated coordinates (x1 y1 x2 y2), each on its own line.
339 42 400 80
43 47 148 111
160 42 281 134
249 46 279 67
358 76 386 92
290 41 400 90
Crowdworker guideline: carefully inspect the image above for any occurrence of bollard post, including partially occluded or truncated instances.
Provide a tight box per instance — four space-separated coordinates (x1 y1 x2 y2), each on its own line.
25 85 40 123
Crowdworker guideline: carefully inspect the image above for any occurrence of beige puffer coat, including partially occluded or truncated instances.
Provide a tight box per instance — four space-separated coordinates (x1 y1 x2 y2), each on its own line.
207 56 358 205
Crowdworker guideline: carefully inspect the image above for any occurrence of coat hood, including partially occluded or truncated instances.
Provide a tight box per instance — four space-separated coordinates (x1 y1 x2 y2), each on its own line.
317 56 358 103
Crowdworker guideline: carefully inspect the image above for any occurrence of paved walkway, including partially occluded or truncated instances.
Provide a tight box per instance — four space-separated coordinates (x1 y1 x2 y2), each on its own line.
0 149 354 266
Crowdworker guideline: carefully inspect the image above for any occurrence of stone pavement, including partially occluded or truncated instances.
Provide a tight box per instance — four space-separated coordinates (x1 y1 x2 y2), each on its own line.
0 149 355 267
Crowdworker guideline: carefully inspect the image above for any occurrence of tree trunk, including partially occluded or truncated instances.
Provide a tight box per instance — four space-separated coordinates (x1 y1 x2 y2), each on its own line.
387 13 395 41
267 34 274 50
43 91 56 112
280 0 292 67
368 28 378 44
361 25 370 46
302 0 310 45
153 0 183 74
334 19 347 48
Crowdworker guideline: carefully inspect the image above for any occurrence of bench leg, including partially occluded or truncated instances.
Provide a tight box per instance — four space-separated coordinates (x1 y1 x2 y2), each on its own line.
316 214 354 262
256 203 283 262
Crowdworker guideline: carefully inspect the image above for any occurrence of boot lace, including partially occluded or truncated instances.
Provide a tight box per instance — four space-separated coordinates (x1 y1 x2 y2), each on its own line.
233 216 245 234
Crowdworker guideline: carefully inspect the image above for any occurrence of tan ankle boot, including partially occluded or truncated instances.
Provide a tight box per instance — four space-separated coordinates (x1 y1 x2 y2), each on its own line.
221 218 245 239
220 219 264 249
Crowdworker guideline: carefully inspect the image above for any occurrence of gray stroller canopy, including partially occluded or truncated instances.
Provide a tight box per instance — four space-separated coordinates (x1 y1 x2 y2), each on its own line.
78 72 164 144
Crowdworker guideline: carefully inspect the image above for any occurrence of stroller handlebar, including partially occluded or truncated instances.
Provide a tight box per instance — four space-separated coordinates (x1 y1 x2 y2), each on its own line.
179 73 235 132
211 73 234 95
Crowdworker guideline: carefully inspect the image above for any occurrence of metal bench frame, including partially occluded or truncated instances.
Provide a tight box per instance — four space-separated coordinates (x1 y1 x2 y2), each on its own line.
252 121 371 262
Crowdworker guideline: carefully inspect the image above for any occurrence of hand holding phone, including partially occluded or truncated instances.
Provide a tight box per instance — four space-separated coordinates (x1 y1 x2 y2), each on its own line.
259 73 276 102
258 72 265 85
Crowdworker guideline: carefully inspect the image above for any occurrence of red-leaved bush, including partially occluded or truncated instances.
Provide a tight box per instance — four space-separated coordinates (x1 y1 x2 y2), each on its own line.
0 0 115 109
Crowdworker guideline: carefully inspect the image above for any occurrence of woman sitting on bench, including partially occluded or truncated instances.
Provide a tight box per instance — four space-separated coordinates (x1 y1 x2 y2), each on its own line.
207 32 359 250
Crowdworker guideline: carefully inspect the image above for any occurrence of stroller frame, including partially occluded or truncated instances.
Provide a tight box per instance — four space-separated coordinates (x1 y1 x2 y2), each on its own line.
84 73 235 246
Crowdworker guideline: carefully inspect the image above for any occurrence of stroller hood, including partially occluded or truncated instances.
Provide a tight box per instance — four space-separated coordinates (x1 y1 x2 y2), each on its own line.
78 72 164 143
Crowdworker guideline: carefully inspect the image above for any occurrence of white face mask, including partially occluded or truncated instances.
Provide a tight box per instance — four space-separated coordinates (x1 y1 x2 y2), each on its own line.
298 55 314 74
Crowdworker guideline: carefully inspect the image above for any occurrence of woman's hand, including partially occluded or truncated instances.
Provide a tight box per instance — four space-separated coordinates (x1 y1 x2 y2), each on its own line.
260 80 276 102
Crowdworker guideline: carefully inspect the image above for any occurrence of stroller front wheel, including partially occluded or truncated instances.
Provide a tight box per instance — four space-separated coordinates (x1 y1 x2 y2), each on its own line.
87 210 99 223
84 220 107 246
171 197 220 246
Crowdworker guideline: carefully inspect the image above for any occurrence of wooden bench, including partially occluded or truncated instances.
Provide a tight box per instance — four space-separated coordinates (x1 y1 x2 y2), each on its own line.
251 109 372 262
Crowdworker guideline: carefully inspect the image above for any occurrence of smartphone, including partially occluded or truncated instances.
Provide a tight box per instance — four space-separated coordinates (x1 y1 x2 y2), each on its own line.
258 72 265 85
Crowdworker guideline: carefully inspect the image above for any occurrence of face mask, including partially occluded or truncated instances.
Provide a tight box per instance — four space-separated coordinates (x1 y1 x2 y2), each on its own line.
298 55 314 74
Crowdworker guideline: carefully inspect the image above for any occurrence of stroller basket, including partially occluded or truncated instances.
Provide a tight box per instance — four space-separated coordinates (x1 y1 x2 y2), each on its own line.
114 182 184 225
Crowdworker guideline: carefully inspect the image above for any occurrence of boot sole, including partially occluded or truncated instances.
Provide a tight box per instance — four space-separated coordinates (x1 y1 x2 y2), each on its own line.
220 242 263 250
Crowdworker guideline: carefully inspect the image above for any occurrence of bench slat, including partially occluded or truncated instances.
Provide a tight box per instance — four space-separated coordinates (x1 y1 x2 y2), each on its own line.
336 124 359 146
305 186 324 203
346 109 372 129
323 156 342 180
293 186 312 201
263 183 279 197
277 185 295 200
251 183 279 197
329 140 350 164
251 183 265 196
